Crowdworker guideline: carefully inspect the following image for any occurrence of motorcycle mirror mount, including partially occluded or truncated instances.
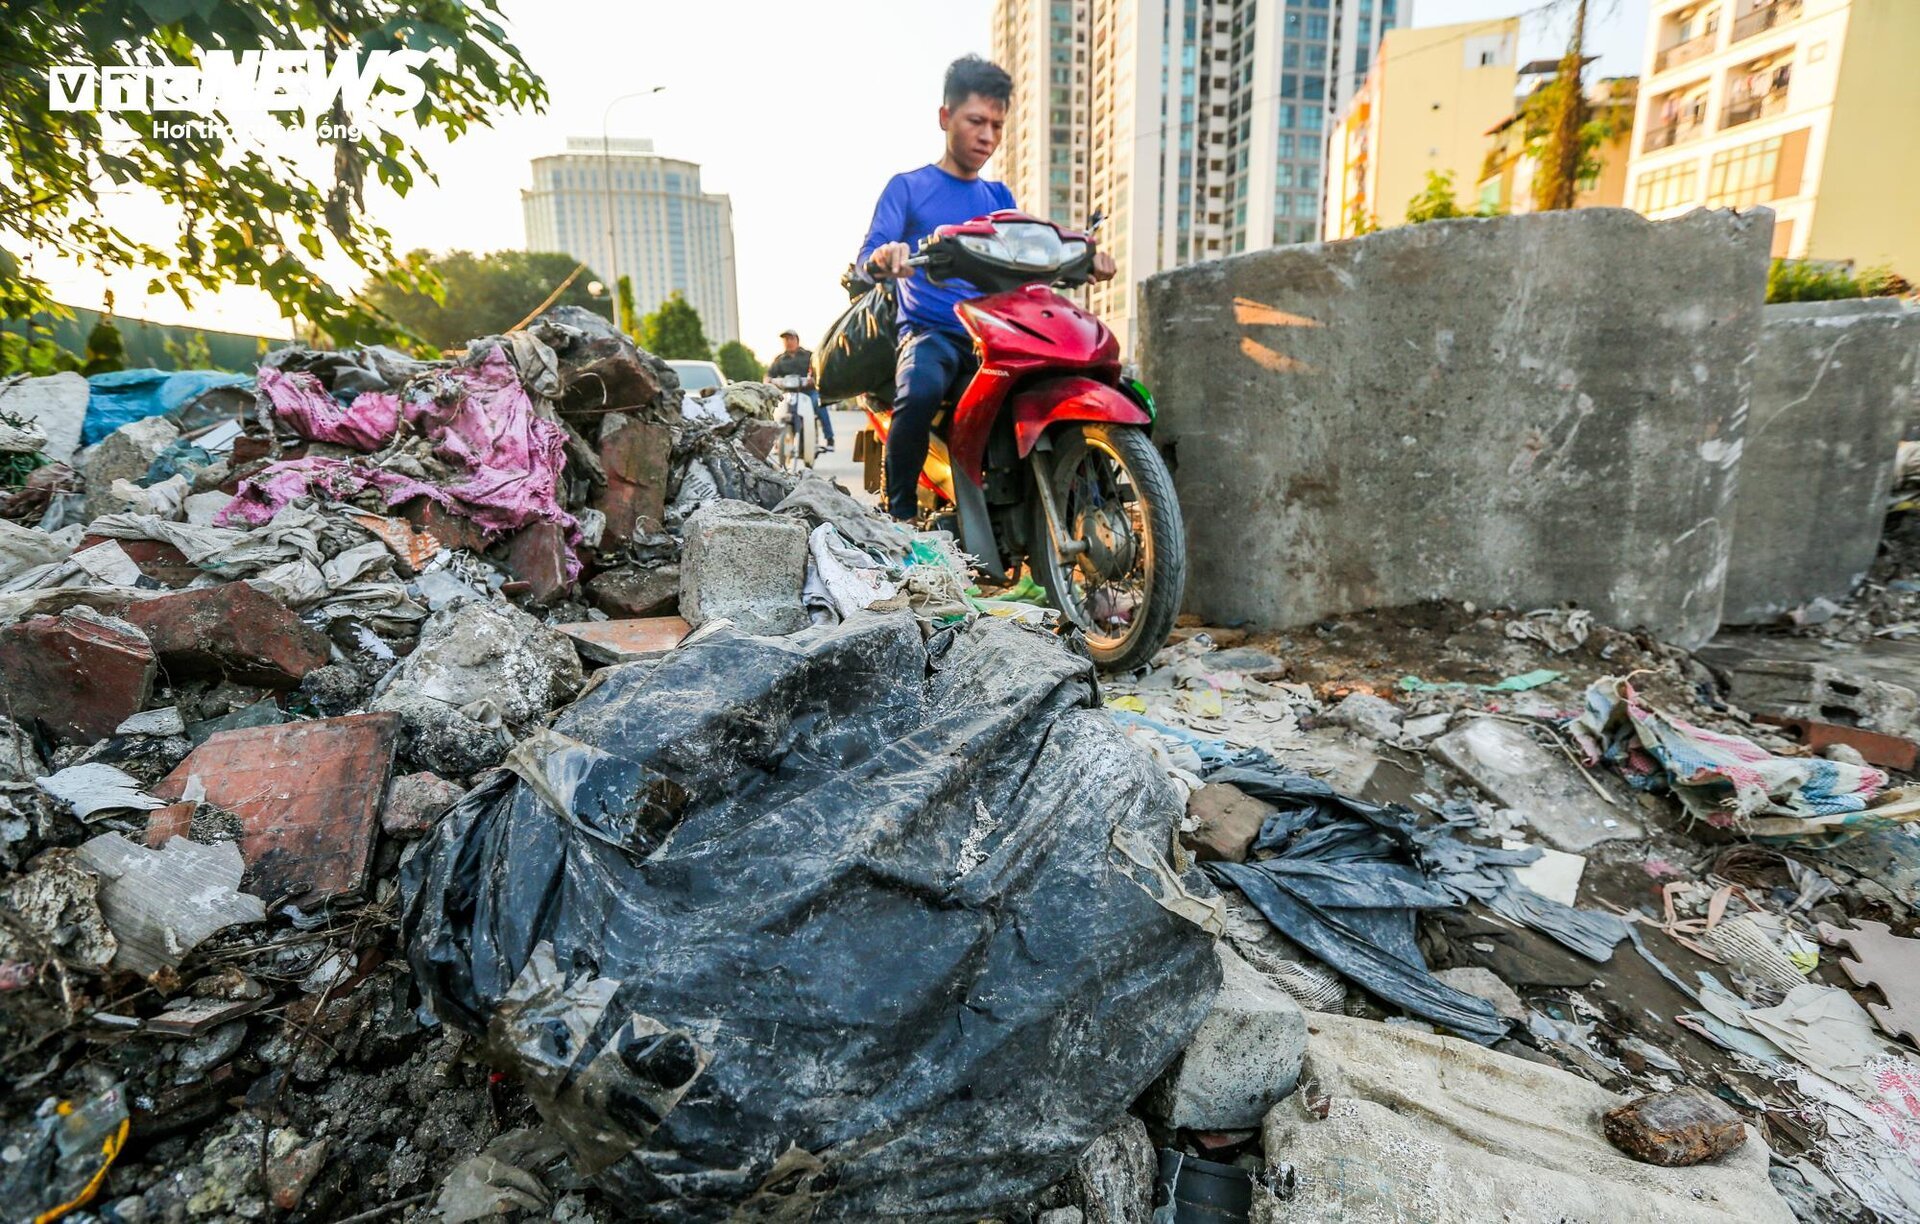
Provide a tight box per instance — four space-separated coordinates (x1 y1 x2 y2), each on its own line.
1087 209 1107 236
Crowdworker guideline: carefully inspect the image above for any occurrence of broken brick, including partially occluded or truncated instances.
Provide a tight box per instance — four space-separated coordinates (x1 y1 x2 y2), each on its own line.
120 583 328 687
587 564 680 619
0 608 156 743
1602 1088 1747 1167
77 535 200 587
502 520 572 605
558 616 690 665
149 713 400 905
1183 782 1276 863
401 496 492 554
592 413 672 545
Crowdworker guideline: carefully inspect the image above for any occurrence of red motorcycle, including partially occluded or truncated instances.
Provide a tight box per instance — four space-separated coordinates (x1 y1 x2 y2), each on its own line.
852 210 1186 672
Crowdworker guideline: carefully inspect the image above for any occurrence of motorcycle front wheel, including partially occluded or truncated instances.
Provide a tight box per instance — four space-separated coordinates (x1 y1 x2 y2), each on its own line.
1029 423 1186 672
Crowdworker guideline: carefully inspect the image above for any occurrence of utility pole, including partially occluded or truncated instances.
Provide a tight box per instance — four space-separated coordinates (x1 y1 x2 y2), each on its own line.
600 87 667 308
1545 0 1590 211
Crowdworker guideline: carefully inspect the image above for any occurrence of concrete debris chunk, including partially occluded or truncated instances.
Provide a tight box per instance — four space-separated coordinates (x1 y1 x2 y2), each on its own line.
381 771 465 839
1070 1114 1155 1224
1182 781 1274 863
115 706 187 737
76 832 265 976
76 415 180 521
1325 690 1404 740
678 498 809 635
0 370 89 461
1144 942 1306 1129
0 847 117 970
1603 1088 1748 1167
0 605 156 743
1432 716 1642 851
372 600 583 776
1433 966 1527 1022
149 713 400 905
587 563 680 618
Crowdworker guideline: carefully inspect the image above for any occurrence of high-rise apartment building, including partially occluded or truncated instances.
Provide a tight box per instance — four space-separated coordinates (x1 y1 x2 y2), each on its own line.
521 138 740 345
1624 0 1920 272
1321 18 1521 238
993 0 1404 354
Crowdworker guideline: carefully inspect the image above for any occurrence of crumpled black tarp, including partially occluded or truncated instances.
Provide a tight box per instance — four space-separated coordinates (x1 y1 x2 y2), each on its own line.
1201 752 1628 1046
403 611 1220 1221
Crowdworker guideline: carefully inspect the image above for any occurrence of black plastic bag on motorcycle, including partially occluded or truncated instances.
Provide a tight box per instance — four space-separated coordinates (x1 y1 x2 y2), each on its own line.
814 268 897 404
402 611 1221 1220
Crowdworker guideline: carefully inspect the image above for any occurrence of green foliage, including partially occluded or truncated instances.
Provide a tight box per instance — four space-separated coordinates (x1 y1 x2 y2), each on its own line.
638 291 713 361
1348 200 1380 237
357 250 605 352
716 339 765 382
162 331 215 370
616 275 638 339
0 332 82 377
1 1 546 343
1522 74 1617 212
81 318 126 375
1767 260 1910 303
1405 172 1468 225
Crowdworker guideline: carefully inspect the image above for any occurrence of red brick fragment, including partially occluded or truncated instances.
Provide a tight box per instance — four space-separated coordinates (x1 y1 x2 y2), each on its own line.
0 609 155 743
120 583 328 687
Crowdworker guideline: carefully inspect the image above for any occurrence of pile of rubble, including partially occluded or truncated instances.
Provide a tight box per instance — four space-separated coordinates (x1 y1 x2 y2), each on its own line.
4 307 1920 1221
0 310 1036 1222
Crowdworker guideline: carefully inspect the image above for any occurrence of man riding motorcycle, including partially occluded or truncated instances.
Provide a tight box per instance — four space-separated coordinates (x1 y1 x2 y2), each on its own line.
856 54 1116 522
767 328 831 453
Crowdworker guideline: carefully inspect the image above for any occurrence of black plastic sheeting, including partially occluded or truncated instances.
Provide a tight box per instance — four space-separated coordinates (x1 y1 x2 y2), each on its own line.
815 274 897 405
403 611 1220 1220
1201 752 1628 1046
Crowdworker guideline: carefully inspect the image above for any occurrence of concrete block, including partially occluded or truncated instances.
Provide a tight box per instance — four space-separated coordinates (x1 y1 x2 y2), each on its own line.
77 416 179 521
1431 716 1642 851
1144 942 1307 1130
588 564 680 618
1139 209 1771 650
1723 299 1920 623
1183 782 1274 863
678 499 809 635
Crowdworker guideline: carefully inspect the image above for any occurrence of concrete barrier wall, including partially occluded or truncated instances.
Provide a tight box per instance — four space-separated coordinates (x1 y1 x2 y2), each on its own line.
1721 299 1919 624
1139 208 1772 650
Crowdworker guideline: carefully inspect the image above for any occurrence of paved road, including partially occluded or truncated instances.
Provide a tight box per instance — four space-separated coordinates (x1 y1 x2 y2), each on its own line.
804 406 880 508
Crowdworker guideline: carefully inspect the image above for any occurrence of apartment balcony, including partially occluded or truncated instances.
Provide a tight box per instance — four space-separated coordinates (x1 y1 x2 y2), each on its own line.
1732 0 1803 44
1654 31 1717 74
1723 85 1789 128
1643 118 1707 152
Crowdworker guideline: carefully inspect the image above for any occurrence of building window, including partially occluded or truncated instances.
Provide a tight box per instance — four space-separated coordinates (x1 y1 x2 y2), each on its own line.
1306 14 1328 39
1705 136 1783 208
1634 161 1700 212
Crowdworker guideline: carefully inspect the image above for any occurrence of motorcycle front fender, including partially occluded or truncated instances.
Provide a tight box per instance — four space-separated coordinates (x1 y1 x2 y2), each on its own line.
1010 376 1152 458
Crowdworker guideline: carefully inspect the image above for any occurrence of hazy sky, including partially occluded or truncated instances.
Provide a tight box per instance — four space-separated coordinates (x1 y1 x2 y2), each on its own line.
24 0 1650 367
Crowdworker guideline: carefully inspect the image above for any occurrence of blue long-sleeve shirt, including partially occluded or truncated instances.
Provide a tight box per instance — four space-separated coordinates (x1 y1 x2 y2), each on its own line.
857 163 1016 337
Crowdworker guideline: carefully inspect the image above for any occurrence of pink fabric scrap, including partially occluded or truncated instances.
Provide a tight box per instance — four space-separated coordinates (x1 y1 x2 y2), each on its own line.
263 367 401 452
220 345 581 578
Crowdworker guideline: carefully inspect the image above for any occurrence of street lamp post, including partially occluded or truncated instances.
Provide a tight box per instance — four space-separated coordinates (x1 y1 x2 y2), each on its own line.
601 86 667 323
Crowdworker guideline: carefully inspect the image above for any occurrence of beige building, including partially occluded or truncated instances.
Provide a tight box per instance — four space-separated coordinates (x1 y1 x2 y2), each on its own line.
1323 18 1522 239
992 0 1405 354
521 138 740 344
1625 0 1920 272
1477 75 1638 215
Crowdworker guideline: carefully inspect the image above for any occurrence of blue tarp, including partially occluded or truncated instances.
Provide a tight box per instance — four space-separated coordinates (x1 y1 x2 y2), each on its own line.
81 369 251 446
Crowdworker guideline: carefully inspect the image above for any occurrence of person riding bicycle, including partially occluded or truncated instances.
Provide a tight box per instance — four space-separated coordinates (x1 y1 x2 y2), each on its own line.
856 54 1116 521
767 328 832 452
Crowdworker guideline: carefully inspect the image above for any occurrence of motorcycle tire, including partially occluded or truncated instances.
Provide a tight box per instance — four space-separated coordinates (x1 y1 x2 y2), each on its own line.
1029 422 1186 673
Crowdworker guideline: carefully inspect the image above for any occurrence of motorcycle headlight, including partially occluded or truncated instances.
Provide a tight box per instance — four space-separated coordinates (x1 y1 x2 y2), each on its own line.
996 223 1065 269
958 233 1011 262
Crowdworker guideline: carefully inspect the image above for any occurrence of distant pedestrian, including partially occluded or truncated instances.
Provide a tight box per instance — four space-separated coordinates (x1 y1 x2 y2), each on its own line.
768 328 833 451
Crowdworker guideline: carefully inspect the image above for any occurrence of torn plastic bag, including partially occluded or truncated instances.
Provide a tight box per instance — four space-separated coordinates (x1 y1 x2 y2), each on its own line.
815 272 898 405
1202 753 1624 1044
403 611 1221 1220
